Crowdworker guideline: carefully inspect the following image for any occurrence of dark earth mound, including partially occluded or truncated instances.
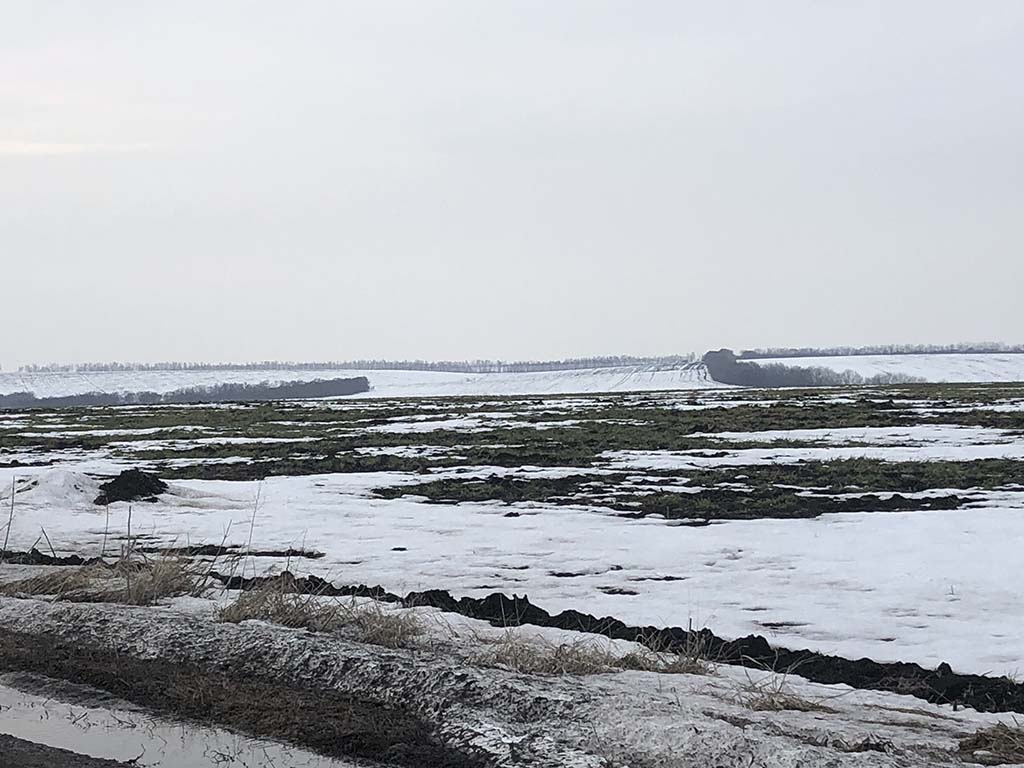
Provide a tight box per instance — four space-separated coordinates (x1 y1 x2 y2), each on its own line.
212 571 1024 714
93 469 168 506
0 548 104 567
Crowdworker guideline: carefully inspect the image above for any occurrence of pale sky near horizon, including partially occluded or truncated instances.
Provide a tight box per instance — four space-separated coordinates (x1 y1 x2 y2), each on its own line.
2 2 1022 369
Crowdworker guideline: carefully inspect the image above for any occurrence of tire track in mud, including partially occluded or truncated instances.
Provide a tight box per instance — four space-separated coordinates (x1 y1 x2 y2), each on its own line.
0 629 487 768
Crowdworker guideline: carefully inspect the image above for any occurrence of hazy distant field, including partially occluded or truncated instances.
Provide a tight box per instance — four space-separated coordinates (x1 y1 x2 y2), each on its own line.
752 353 1024 383
0 363 715 399
4 353 1023 403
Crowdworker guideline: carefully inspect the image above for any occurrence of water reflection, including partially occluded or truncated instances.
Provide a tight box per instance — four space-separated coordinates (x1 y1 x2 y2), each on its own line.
0 675 356 767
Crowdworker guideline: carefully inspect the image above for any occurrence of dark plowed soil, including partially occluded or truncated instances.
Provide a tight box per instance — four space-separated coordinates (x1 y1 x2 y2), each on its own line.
374 474 973 521
0 630 486 768
213 571 398 599
93 469 167 506
0 735 131 768
138 544 325 559
0 548 104 566
426 592 1024 714
213 571 1024 714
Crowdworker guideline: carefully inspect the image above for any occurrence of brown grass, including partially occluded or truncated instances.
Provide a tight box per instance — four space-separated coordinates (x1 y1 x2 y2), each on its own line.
472 630 716 677
120 557 201 604
0 555 203 606
346 600 423 649
217 586 422 649
0 566 110 601
734 671 836 713
475 631 616 675
959 722 1024 765
217 587 339 631
617 630 716 676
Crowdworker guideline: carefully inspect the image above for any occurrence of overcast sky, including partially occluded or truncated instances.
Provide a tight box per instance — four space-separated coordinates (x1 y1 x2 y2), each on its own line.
2 2 1022 368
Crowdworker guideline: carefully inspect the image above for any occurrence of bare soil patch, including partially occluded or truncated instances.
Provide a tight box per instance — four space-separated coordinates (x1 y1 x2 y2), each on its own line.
93 469 167 505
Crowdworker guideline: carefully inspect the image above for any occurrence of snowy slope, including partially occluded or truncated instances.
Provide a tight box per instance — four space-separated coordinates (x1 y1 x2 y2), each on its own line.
0 363 718 399
753 354 1024 383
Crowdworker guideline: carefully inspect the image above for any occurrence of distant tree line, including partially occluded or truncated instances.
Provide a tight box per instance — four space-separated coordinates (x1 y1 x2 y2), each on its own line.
16 355 697 374
0 377 369 410
703 350 922 388
737 342 1024 360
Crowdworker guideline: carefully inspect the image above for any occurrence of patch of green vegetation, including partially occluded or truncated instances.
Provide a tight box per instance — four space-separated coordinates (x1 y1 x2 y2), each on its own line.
674 457 1024 493
373 474 615 504
158 453 440 481
635 487 965 520
4 385 1024 508
372 472 970 520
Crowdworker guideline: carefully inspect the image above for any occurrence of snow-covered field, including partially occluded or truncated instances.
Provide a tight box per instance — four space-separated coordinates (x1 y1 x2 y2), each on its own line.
3 467 1021 677
5 354 1022 402
2 595 1014 767
2 384 1023 682
0 363 716 399
754 353 1024 383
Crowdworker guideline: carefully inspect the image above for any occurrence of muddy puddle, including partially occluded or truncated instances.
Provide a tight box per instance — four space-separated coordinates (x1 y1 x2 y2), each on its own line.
0 674 358 768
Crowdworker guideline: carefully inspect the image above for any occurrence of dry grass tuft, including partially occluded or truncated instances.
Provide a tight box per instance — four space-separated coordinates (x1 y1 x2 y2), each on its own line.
0 565 111 601
118 557 204 605
617 630 717 676
734 671 836 713
471 628 718 678
959 722 1024 765
345 599 423 649
617 647 714 676
0 556 203 606
476 631 616 676
217 586 422 648
217 587 341 631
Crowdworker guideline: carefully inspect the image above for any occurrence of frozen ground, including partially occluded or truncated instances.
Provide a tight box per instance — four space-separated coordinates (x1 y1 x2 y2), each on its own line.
754 354 1024 383
2 464 1022 678
0 596 1017 767
2 384 1022 682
